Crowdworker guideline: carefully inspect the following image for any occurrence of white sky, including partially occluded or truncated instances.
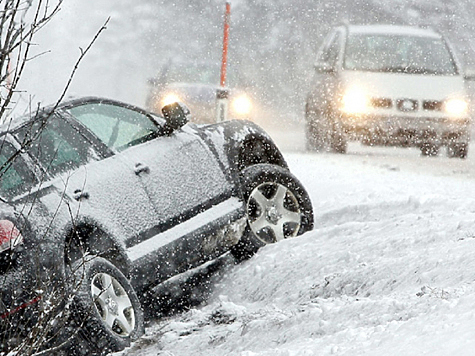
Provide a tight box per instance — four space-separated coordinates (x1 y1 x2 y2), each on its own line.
17 0 150 112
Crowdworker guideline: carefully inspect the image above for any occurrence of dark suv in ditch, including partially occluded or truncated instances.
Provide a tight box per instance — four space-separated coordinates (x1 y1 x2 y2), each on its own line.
0 97 313 355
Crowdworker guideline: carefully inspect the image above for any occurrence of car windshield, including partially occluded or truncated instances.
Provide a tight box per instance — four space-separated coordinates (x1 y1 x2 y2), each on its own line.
344 34 458 75
157 61 239 86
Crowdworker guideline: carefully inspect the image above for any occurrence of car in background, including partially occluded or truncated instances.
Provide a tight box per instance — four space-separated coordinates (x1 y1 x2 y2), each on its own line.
0 97 313 354
305 24 471 158
146 60 254 124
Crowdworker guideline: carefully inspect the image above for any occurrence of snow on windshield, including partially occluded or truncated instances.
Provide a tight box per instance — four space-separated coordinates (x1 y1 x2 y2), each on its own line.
344 34 458 75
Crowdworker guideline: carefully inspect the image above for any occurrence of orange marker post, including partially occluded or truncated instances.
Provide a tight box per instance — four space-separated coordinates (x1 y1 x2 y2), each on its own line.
216 2 231 123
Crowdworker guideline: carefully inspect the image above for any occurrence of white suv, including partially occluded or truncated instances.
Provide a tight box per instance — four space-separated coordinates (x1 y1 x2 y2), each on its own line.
305 25 471 158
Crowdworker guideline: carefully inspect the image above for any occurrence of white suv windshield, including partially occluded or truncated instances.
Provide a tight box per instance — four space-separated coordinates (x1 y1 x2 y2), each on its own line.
344 34 457 75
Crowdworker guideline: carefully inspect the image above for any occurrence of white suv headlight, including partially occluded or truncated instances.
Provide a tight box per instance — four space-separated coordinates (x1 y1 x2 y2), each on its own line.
341 88 370 114
444 98 468 117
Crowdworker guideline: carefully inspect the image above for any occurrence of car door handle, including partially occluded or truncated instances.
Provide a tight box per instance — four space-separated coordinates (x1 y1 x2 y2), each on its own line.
134 163 150 175
73 189 90 201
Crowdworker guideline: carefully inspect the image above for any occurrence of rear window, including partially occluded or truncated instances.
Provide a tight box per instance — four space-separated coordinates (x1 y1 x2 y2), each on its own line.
344 34 458 75
0 141 37 199
14 116 97 177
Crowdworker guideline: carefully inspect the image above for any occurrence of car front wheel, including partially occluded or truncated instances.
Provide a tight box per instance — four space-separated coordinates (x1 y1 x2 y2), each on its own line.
447 143 468 159
69 257 144 355
231 164 314 260
306 110 347 154
420 143 439 157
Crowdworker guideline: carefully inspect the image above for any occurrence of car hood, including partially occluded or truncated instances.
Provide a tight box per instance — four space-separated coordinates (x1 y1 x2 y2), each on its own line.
340 71 467 100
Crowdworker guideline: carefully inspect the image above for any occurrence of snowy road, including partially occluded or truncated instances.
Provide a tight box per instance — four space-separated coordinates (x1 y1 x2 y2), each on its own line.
267 121 475 180
117 127 475 356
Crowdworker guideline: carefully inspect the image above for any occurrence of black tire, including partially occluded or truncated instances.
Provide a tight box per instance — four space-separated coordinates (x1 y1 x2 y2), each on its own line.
330 122 347 154
305 112 327 152
317 111 347 154
305 122 321 151
69 257 144 355
420 143 439 157
231 164 314 261
447 143 468 159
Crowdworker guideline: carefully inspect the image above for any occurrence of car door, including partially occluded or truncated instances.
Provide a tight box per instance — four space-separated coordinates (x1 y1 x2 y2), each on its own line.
13 114 159 246
121 124 234 222
65 102 234 257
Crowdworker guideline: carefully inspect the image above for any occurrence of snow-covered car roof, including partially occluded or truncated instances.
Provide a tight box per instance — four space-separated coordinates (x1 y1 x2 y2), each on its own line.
0 97 152 134
345 25 442 38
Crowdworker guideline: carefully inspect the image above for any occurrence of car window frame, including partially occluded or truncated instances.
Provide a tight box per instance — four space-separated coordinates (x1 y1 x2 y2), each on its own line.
12 112 107 180
325 31 342 68
0 133 41 201
315 29 344 72
440 34 461 76
60 98 168 155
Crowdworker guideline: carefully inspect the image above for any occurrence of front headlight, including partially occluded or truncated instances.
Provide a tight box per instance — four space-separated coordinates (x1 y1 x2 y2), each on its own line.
161 93 181 107
341 88 370 114
231 95 252 116
444 98 468 117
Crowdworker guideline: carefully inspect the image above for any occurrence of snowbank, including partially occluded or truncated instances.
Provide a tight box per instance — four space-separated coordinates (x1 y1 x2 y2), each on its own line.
118 152 475 356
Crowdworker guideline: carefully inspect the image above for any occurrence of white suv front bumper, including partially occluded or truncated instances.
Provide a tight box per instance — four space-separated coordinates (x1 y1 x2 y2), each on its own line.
340 113 470 146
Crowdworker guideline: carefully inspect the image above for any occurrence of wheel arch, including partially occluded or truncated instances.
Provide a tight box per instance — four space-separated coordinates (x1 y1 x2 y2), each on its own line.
236 132 288 172
63 218 131 277
199 119 288 184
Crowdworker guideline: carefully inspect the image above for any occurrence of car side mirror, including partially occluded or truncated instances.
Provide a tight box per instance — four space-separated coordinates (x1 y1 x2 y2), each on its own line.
314 62 335 73
161 102 190 134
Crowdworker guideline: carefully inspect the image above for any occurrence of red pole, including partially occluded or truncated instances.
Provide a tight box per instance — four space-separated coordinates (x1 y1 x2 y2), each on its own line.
220 2 231 87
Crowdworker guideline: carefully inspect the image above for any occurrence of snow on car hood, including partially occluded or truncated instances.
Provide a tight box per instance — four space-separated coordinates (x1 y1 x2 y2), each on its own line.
340 70 467 100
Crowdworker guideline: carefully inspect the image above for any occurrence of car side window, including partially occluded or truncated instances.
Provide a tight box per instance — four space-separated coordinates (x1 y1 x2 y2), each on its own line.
66 103 161 152
0 140 38 199
14 116 95 177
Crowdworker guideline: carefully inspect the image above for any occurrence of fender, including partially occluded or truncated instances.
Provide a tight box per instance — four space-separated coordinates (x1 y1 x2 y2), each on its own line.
198 120 288 189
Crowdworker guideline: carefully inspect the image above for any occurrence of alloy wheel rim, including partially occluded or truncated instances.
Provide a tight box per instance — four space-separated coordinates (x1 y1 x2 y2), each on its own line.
247 182 301 244
91 272 135 337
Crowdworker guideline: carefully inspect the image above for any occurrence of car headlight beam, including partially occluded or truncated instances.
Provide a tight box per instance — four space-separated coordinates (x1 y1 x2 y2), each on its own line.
341 88 369 114
161 93 181 107
444 98 468 117
232 95 252 116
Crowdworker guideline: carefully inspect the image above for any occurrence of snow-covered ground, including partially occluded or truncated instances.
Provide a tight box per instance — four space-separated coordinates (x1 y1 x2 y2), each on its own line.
114 144 475 356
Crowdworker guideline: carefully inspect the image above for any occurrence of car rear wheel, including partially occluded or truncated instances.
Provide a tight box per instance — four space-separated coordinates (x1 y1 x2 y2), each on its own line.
69 257 144 355
420 143 439 157
447 143 468 159
231 164 314 261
